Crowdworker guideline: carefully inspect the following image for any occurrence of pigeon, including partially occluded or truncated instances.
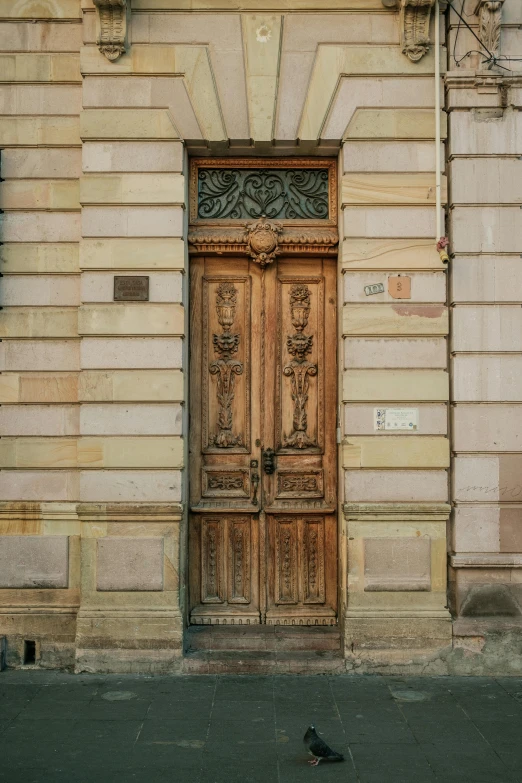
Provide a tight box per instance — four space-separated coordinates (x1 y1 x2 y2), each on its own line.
303 724 345 766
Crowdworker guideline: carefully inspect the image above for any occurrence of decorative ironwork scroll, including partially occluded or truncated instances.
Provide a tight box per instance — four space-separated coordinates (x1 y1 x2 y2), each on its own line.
283 284 318 449
209 282 243 448
197 168 329 221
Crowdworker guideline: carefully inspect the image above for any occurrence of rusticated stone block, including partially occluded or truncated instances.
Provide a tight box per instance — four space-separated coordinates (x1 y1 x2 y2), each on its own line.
0 536 68 588
460 585 521 618
96 537 163 591
364 537 431 592
500 508 522 553
82 141 183 173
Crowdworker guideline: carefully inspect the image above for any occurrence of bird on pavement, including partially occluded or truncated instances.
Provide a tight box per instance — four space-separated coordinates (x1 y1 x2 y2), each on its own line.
303 725 345 766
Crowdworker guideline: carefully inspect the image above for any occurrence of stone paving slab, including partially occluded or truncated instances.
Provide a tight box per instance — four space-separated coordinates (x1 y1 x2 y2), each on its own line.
1 673 522 782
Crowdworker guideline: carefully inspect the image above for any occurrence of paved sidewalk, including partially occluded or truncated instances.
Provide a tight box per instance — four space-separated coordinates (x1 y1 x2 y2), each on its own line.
1 672 522 783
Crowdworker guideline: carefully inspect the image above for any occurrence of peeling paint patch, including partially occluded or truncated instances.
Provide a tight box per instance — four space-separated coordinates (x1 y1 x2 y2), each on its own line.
392 305 445 318
256 25 271 43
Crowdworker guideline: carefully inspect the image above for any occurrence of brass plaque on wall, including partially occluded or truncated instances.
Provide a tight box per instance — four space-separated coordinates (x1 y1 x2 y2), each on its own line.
114 276 149 301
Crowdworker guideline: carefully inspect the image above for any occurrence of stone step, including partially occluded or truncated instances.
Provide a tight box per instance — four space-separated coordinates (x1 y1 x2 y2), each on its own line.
182 649 345 675
186 625 341 654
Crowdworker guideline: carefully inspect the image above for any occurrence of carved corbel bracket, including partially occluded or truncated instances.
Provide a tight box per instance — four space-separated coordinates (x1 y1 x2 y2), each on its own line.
473 0 505 60
93 0 128 62
382 0 436 62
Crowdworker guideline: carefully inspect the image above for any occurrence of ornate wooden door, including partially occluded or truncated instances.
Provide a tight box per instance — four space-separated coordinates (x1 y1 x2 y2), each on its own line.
189 252 338 626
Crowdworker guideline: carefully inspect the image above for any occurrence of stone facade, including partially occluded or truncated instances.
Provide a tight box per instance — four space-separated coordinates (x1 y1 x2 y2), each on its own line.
0 0 521 674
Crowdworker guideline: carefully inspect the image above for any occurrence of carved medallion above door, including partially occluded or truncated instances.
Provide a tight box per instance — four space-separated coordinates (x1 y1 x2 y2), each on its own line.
189 159 338 627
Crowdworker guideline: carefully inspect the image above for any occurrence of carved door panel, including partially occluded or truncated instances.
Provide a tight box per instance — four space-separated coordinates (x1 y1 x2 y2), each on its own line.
263 258 338 625
189 255 337 626
189 256 262 625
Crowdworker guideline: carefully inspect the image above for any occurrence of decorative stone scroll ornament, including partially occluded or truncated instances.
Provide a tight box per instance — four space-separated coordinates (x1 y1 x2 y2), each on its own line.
93 0 128 62
245 217 283 267
382 0 436 62
283 284 318 449
209 282 244 448
474 0 505 60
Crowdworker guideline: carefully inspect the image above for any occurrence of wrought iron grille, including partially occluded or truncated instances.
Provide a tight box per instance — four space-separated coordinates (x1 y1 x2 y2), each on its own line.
197 168 330 221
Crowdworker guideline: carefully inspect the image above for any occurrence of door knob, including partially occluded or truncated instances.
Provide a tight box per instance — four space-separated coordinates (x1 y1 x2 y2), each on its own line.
262 448 276 475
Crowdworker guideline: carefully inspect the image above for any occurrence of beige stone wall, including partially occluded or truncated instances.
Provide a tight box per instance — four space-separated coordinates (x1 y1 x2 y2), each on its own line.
0 1 83 667
447 1 522 636
2 0 519 672
77 2 186 671
0 0 186 671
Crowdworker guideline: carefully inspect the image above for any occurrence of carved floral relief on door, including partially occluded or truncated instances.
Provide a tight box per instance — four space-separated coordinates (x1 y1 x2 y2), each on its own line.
202 277 250 454
278 278 323 453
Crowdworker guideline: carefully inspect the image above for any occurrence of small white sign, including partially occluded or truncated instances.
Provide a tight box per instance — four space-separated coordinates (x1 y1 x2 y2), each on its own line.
364 283 385 296
374 407 419 431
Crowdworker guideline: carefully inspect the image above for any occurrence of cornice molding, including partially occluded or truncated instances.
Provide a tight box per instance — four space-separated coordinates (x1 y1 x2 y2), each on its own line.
473 0 505 60
382 0 436 62
445 70 519 107
187 225 339 257
344 502 451 520
93 0 128 62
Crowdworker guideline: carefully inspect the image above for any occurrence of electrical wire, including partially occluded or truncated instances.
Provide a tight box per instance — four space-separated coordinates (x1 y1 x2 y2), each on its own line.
447 0 495 61
454 49 489 67
452 0 466 67
447 3 522 75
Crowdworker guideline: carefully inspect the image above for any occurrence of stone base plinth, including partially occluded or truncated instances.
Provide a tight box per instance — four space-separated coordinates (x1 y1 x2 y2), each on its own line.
344 614 453 673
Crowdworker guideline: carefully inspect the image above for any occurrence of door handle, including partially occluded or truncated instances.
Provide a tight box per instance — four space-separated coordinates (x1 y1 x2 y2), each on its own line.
251 472 259 506
262 448 276 475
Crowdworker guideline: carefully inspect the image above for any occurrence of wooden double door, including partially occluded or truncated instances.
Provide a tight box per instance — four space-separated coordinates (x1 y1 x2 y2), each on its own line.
189 254 338 626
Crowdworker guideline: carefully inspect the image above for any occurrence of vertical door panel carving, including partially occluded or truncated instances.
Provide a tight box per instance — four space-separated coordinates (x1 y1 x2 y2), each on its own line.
277 277 324 454
203 276 250 453
228 517 251 603
201 517 225 604
274 518 298 604
302 518 325 604
267 514 336 625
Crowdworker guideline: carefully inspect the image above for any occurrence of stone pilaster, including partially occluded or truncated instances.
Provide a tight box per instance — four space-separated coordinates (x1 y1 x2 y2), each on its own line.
447 65 522 645
74 504 183 673
340 74 452 666
74 29 188 672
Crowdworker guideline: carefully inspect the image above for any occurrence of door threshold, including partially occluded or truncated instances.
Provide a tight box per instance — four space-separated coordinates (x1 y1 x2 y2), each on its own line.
185 624 341 655
182 649 345 675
